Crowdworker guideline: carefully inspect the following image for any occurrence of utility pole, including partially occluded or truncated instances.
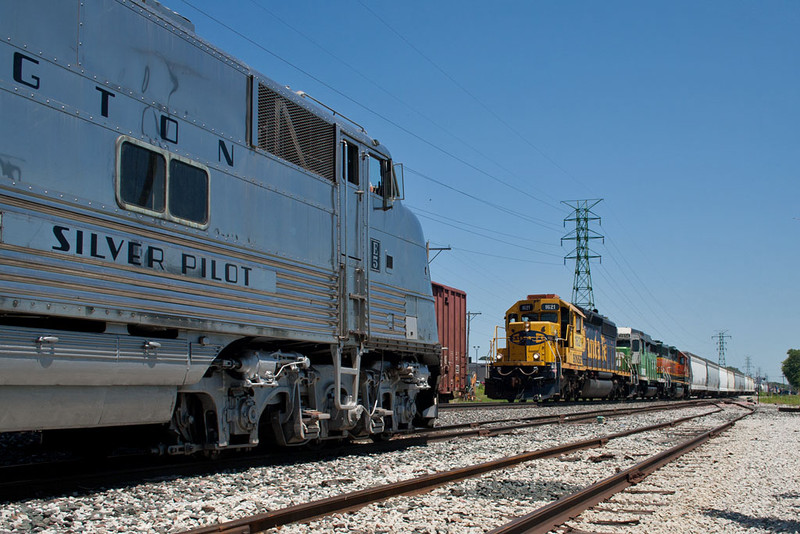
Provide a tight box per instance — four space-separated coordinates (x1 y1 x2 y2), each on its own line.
466 311 481 362
712 330 731 367
426 241 451 264
562 199 603 309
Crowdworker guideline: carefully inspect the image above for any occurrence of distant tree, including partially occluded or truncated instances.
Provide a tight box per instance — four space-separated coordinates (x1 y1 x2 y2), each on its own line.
782 349 800 390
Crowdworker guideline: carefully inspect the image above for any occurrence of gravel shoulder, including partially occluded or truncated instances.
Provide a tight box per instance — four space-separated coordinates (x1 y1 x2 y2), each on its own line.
563 403 800 534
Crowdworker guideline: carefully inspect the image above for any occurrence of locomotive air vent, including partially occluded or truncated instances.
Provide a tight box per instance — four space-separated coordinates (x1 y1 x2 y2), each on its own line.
257 84 336 182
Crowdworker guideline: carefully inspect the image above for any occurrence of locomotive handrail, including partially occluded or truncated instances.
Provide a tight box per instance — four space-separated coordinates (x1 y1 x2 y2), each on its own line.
295 90 367 133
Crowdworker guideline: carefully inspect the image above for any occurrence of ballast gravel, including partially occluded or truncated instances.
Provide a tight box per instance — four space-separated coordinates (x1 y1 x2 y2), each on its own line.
0 400 796 534
562 403 800 534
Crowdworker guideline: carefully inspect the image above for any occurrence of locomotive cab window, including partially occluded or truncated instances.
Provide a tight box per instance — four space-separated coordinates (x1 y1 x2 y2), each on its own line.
342 140 359 185
368 154 385 195
117 137 209 228
369 153 405 209
540 312 558 323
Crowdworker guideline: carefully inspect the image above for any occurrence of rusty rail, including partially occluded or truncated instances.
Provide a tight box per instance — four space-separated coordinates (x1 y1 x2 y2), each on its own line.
182 406 727 534
487 406 753 534
421 399 717 440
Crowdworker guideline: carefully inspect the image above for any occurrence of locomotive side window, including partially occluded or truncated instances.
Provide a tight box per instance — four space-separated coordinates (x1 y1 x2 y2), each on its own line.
368 154 385 195
120 143 166 213
169 160 209 224
342 141 359 185
117 137 209 228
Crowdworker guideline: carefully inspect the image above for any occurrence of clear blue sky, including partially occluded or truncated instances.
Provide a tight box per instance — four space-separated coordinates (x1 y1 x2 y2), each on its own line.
174 0 799 383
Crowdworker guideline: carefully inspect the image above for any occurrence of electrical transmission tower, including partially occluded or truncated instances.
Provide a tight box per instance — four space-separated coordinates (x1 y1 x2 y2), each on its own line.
744 356 752 377
562 199 603 309
713 330 731 367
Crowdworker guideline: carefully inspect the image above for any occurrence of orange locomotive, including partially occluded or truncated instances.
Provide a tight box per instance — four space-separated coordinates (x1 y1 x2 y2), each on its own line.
654 342 689 398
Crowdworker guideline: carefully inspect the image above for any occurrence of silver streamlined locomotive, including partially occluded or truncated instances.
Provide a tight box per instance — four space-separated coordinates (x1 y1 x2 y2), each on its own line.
0 0 439 453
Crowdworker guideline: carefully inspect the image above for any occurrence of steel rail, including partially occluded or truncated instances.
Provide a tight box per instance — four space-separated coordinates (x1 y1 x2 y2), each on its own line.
487 406 754 534
182 406 726 534
438 397 724 411
426 398 716 435
418 399 718 443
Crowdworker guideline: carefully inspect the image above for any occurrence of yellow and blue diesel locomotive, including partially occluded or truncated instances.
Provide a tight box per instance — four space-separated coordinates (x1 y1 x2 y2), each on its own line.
485 294 627 402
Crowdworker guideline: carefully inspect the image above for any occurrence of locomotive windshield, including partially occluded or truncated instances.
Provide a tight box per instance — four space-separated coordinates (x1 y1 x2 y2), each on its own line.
540 312 558 323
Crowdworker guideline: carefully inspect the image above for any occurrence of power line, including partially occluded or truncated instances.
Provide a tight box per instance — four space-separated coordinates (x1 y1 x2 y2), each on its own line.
357 0 593 198
409 206 561 248
181 0 563 214
451 247 562 265
405 166 562 231
414 213 564 258
248 1 560 212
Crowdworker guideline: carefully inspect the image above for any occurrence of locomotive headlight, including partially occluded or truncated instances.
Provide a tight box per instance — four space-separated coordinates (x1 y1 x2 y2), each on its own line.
533 352 540 361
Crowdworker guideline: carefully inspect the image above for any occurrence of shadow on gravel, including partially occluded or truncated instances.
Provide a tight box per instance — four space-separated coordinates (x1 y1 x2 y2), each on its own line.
703 509 800 533
455 476 584 504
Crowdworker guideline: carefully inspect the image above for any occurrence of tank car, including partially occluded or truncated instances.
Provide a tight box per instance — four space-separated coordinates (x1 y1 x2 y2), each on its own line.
0 0 439 453
485 294 627 402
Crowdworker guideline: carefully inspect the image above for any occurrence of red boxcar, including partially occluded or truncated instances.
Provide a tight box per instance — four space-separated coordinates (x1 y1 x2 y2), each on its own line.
432 282 468 401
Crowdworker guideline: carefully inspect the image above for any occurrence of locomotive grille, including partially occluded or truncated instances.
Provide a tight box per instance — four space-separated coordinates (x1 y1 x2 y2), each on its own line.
257 84 336 181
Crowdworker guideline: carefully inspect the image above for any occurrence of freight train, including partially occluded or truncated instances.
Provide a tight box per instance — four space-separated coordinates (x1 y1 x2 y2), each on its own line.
485 294 754 402
0 0 440 454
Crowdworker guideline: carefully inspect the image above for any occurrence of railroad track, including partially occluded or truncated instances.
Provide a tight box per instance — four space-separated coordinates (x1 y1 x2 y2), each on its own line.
488 406 753 533
181 401 750 534
0 400 718 503
438 397 722 411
